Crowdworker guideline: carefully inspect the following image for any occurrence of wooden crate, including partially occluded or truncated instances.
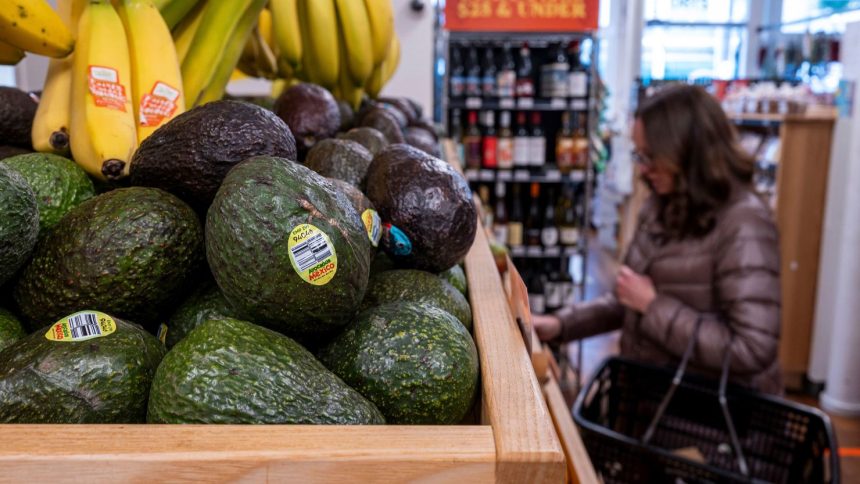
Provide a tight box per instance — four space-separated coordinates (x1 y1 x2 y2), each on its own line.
0 161 565 483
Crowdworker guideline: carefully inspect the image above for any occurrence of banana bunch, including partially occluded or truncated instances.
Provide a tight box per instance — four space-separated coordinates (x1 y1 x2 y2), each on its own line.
32 0 184 181
0 0 74 62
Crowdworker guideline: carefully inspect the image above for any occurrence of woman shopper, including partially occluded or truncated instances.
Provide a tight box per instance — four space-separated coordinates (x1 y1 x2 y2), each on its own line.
533 84 783 394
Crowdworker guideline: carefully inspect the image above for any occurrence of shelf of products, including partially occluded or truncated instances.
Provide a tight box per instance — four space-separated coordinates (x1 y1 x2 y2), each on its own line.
448 97 590 112
464 167 588 184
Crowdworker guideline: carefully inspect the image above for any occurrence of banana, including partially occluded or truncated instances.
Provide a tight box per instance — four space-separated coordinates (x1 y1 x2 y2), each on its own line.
296 0 338 89
116 0 185 144
190 0 267 107
269 0 301 71
0 41 24 65
365 60 384 99
332 0 373 87
0 0 74 58
238 25 278 79
363 0 394 67
171 0 204 64
155 0 201 30
335 27 363 109
69 0 137 181
383 33 400 85
181 0 267 108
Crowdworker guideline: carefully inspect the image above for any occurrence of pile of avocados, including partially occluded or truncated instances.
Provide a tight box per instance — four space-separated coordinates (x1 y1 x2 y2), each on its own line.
0 84 481 426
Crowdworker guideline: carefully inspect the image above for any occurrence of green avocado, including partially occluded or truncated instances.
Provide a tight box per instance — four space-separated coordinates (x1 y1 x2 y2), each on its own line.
129 99 297 211
319 302 479 424
147 317 385 424
0 308 25 351
14 187 203 330
304 138 373 189
361 269 472 330
2 153 95 234
0 164 39 287
206 156 372 337
439 264 468 296
165 283 236 349
0 312 165 423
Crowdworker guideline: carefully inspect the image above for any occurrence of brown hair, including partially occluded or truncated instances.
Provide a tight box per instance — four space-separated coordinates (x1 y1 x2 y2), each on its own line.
635 84 754 239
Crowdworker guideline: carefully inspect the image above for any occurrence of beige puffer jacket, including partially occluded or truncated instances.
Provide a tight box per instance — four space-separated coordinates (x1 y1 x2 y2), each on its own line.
555 187 783 394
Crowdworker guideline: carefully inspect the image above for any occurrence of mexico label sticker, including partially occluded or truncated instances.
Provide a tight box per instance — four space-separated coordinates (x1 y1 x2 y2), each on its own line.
288 224 338 285
45 310 117 342
362 209 382 247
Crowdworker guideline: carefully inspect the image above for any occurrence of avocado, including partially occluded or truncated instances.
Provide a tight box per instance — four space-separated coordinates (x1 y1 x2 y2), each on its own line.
378 97 418 125
273 83 341 159
165 282 236 348
14 187 203 330
2 153 95 235
0 308 25 351
365 144 477 272
319 302 478 424
0 87 37 148
304 138 373 189
147 317 385 424
0 164 39 287
129 100 297 211
359 108 405 144
328 178 373 214
361 269 472 330
409 119 439 140
439 264 467 295
337 100 355 132
0 146 31 160
405 127 442 158
206 156 371 337
337 127 389 156
0 311 165 423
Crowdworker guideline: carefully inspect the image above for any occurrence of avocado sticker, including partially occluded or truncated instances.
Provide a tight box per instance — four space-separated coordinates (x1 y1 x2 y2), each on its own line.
362 209 382 247
288 223 338 285
45 310 117 342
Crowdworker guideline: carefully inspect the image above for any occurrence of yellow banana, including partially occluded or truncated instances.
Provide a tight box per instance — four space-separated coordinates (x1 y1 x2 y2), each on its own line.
30 0 80 155
297 0 338 89
155 0 202 30
192 0 267 107
258 7 273 47
383 34 400 85
0 0 74 58
116 0 185 144
69 0 136 181
171 0 204 65
332 0 373 87
181 0 267 108
335 28 363 110
0 41 24 65
363 0 394 67
270 0 301 71
238 25 278 79
365 60 384 99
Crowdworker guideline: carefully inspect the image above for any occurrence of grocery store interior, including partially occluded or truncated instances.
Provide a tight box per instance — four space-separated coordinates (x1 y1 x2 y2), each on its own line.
1 0 860 481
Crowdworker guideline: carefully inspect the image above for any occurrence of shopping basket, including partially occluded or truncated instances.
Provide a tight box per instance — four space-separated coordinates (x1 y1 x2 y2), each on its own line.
572 320 840 483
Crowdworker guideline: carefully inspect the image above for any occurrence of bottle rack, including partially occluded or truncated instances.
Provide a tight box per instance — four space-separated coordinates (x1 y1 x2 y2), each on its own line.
436 30 599 316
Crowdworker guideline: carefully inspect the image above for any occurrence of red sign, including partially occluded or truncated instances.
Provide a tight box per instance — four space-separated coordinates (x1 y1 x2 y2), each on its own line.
445 0 598 32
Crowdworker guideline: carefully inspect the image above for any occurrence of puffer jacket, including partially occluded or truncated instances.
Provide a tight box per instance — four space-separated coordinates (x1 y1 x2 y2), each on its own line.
555 187 783 394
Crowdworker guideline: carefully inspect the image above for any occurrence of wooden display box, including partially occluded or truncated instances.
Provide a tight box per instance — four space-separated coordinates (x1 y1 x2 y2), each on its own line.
0 202 565 482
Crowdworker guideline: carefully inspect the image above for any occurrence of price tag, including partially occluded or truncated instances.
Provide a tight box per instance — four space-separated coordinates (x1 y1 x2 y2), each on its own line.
466 97 483 109
545 169 562 182
465 169 479 181
480 169 495 181
550 98 567 109
514 169 530 181
570 170 586 183
527 246 543 257
499 98 515 109
570 99 588 111
497 170 513 181
511 246 526 257
517 97 534 109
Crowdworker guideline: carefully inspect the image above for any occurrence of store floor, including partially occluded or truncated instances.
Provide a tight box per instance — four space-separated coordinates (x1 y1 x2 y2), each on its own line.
562 238 860 479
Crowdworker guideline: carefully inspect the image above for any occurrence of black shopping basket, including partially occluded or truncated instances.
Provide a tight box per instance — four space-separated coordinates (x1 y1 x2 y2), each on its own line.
572 320 840 483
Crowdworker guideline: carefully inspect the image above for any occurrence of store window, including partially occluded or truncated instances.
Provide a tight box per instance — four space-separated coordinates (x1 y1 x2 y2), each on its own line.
641 0 750 81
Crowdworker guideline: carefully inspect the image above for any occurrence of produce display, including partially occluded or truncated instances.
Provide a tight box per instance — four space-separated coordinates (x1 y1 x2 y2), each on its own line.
0 0 481 429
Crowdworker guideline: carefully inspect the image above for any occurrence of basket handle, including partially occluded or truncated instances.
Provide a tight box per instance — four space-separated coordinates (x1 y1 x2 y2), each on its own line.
640 319 750 477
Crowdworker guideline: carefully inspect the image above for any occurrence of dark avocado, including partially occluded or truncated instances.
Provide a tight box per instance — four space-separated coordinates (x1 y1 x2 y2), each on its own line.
0 164 38 287
378 97 418 125
304 138 373 188
361 269 472 330
319 302 478 424
13 187 203 330
365 144 477 272
337 100 355 131
0 87 37 148
0 308 25 351
129 100 297 211
405 126 442 158
273 83 341 159
337 127 389 156
0 146 31 160
0 312 166 423
359 108 405 144
206 156 372 337
147 317 385 424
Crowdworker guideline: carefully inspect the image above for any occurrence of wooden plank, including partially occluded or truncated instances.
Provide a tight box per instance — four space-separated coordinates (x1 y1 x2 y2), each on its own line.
0 425 496 483
775 118 835 380
543 371 600 484
465 224 566 483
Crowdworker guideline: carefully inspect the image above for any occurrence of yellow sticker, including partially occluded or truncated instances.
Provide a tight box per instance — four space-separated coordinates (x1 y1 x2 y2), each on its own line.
288 223 338 285
45 311 117 342
362 209 382 247
157 324 168 345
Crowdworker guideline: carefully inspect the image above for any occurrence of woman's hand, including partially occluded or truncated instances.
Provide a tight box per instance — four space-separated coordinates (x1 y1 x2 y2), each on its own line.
616 265 657 313
532 314 562 342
